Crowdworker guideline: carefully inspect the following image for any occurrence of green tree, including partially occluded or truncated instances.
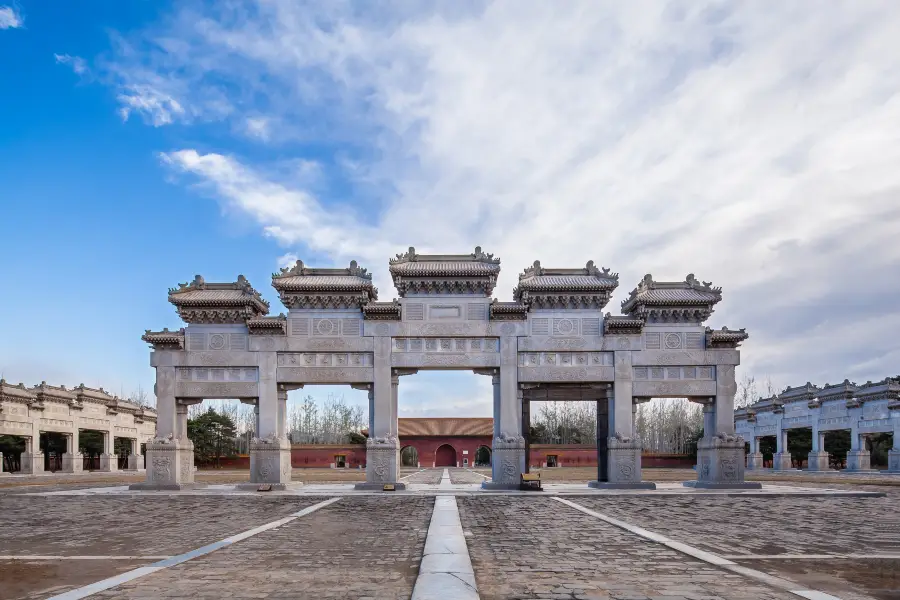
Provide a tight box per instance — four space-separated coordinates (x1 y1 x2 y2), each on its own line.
188 407 238 468
787 429 812 468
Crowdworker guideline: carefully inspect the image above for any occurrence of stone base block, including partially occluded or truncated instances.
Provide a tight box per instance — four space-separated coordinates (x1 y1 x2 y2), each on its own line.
684 481 763 490
772 453 796 471
365 437 401 485
806 451 833 472
746 452 764 470
142 439 195 487
695 434 748 485
589 481 657 490
98 454 118 472
490 435 526 487
846 449 876 472
353 482 408 491
126 454 145 471
60 453 84 473
249 438 292 485
128 482 208 491
480 481 522 490
20 453 44 474
887 450 900 473
607 436 644 484
235 482 302 491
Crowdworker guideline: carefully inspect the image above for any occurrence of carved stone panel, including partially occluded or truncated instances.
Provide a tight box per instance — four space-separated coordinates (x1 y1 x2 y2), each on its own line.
276 367 375 383
517 352 613 367
392 338 499 353
390 353 501 368
632 350 740 366
518 366 614 382
176 367 259 382
631 380 717 397
284 337 374 352
632 366 715 381
277 353 373 367
181 351 259 368
174 382 260 398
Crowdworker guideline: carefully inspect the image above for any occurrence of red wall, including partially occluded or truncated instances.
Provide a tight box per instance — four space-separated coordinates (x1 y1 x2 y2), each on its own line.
203 444 694 470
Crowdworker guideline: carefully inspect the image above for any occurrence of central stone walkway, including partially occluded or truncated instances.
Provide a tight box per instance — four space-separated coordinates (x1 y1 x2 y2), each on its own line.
1 470 896 600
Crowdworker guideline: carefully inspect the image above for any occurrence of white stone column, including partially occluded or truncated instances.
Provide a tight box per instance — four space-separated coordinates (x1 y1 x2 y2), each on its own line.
773 427 793 470
367 387 375 440
390 374 399 437
887 418 900 472
492 372 501 438
599 350 645 487
487 334 525 489
99 430 118 472
61 429 83 473
746 435 764 470
362 334 400 487
693 387 755 488
21 435 43 475
847 430 873 471
808 424 830 471
714 364 737 435
154 366 177 439
248 351 291 487
127 438 144 471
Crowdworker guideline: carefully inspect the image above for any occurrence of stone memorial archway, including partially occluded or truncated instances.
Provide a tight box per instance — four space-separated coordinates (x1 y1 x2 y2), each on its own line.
135 247 756 490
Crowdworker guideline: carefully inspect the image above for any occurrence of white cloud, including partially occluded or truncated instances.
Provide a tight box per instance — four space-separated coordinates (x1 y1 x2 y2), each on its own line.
245 117 270 140
110 2 900 395
54 53 89 75
0 6 22 29
118 84 186 126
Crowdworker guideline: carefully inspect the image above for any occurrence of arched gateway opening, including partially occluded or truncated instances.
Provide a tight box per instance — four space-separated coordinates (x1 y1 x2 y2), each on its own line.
435 444 457 467
400 445 419 467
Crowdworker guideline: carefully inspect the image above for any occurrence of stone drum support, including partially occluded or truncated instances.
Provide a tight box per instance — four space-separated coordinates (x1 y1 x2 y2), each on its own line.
60 428 82 474
847 428 875 472
746 435 764 470
773 428 793 471
126 438 144 471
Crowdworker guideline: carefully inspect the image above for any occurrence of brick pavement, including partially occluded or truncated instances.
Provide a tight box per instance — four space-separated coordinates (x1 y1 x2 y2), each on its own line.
457 496 798 600
403 469 443 484
93 496 432 600
449 468 489 484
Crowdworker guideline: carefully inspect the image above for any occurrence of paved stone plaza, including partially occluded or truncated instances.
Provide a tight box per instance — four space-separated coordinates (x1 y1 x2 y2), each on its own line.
1 469 898 600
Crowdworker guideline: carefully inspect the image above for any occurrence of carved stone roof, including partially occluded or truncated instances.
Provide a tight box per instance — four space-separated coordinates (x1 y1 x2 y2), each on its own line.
778 382 820 404
73 384 115 405
0 378 37 403
816 379 858 403
247 314 287 335
621 274 722 323
142 328 185 350
855 376 900 402
363 301 402 321
168 275 269 324
31 381 77 403
705 326 749 348
489 301 528 321
272 260 377 309
389 247 501 297
513 261 618 310
603 314 644 335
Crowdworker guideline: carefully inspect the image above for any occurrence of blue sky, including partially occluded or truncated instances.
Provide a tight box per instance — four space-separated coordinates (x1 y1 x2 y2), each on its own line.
2 1 900 416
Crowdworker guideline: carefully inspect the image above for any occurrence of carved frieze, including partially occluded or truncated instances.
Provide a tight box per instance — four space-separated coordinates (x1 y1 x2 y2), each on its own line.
276 367 374 383
817 416 851 430
632 366 715 381
631 350 740 366
518 366 614 382
392 337 499 353
390 353 500 368
517 352 613 368
174 382 260 398
176 367 259 382
276 353 373 368
181 351 259 368
631 380 717 397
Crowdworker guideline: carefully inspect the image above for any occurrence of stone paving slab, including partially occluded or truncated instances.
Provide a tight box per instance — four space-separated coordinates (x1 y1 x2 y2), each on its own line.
457 496 799 600
91 496 432 600
449 469 490 484
0 559 150 600
0 495 322 556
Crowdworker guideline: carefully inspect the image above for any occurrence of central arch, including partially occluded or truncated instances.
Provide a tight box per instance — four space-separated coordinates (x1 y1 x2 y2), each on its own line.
434 444 457 467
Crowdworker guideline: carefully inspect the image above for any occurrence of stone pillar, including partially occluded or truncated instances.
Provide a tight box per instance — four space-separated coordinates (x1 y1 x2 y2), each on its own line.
21 436 44 475
888 420 900 473
484 334 525 489
61 429 83 473
807 427 831 471
360 335 401 489
247 350 292 488
846 430 874 472
746 435 763 470
367 387 375 442
127 438 144 471
773 428 793 470
688 363 761 489
99 431 118 472
492 372 501 438
130 364 202 490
